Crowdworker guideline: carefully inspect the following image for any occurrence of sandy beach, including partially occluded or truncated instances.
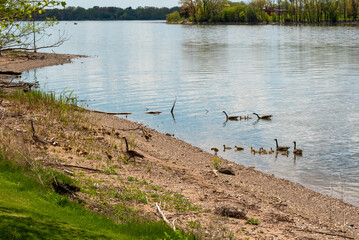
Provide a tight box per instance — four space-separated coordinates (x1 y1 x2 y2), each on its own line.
1 52 358 239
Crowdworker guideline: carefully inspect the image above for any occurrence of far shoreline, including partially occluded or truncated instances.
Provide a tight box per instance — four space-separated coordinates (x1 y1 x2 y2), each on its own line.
168 20 359 26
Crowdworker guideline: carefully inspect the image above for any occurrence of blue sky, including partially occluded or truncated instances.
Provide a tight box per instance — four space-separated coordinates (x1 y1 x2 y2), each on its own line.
64 0 180 8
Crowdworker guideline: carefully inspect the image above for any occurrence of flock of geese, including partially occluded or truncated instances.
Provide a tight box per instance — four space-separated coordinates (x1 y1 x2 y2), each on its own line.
222 111 273 121
116 109 303 161
211 139 303 156
211 112 303 157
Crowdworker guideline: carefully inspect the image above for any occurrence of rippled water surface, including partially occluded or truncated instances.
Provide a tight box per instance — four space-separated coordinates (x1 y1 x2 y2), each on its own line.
24 21 359 206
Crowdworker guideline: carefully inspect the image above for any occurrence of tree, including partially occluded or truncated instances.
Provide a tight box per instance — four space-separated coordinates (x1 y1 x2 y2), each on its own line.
179 0 227 22
0 0 66 53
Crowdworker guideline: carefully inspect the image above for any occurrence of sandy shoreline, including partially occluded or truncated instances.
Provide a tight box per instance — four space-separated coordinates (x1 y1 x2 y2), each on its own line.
0 51 84 80
1 52 358 239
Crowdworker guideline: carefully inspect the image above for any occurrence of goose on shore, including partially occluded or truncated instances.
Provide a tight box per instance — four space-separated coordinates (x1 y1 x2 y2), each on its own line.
253 113 272 120
211 147 219 155
30 120 47 145
122 137 144 161
223 111 239 121
274 139 290 151
293 141 303 155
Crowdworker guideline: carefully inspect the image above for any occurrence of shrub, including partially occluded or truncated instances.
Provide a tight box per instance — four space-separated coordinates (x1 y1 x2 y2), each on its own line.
166 11 182 23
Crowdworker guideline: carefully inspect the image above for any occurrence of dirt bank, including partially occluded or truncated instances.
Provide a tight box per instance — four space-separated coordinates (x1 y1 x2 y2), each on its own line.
0 51 83 80
0 53 358 239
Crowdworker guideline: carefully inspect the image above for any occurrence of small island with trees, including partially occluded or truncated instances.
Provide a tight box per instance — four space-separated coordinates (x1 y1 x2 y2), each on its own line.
166 0 359 24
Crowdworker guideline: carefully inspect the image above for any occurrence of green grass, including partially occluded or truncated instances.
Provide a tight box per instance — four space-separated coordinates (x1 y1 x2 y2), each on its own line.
0 147 190 240
245 218 259 225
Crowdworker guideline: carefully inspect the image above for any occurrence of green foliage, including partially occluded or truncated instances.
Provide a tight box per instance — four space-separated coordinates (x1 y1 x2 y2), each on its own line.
34 6 181 21
0 0 66 51
245 218 259 225
167 11 183 22
188 221 201 229
246 5 261 22
174 0 358 23
218 5 247 22
127 176 139 182
211 156 223 170
0 144 194 240
163 230 190 240
119 187 148 203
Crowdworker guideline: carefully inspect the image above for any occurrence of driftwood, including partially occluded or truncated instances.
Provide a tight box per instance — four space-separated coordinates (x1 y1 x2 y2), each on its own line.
0 80 39 91
218 167 235 175
0 71 22 75
45 163 102 173
61 164 102 172
155 203 176 231
84 108 132 116
145 111 162 115
295 228 354 239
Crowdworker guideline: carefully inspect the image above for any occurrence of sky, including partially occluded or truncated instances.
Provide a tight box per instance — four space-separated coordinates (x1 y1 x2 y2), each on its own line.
63 0 180 9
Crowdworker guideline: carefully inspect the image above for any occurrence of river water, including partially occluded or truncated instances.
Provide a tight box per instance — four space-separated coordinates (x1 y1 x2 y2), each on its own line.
23 21 359 206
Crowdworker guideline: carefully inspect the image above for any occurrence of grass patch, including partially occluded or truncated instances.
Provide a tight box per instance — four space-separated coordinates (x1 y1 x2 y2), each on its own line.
245 218 259 225
0 146 192 240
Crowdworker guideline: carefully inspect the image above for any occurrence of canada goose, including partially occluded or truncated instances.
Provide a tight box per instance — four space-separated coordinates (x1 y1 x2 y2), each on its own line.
253 113 272 120
211 147 219 154
293 141 303 155
234 146 244 151
122 137 144 161
223 145 232 151
222 111 239 121
274 139 290 151
30 120 47 145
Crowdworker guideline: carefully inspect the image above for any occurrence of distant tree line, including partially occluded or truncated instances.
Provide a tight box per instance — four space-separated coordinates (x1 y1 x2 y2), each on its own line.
167 0 358 23
34 6 181 21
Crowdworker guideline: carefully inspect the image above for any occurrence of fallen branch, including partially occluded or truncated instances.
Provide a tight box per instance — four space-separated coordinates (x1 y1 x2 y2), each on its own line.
83 108 132 116
46 163 102 173
295 228 354 239
155 202 176 231
171 97 177 114
0 71 22 75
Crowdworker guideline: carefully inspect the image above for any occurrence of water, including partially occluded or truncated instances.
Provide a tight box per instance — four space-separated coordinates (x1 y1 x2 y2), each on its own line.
23 21 359 206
